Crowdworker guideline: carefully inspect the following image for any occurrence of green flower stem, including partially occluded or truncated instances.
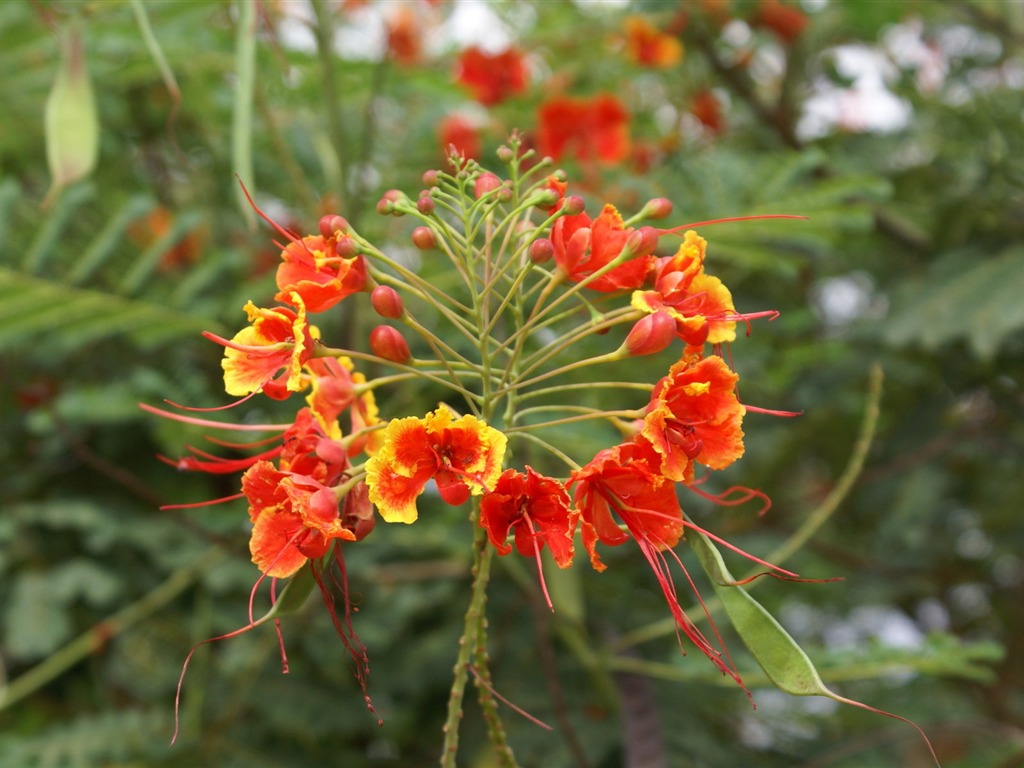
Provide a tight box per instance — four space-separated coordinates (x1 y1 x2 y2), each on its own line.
761 362 883 568
316 346 484 403
496 350 625 399
401 313 480 371
524 244 641 329
515 380 654 404
440 520 498 768
507 430 581 472
361 244 474 317
0 546 227 711
505 407 644 432
472 613 517 768
513 306 638 381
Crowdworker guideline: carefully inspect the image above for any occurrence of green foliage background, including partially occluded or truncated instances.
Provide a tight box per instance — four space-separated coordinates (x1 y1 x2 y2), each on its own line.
1 1 1022 766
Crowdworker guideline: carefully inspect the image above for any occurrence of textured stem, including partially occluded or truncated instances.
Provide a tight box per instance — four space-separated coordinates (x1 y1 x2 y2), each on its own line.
440 522 496 767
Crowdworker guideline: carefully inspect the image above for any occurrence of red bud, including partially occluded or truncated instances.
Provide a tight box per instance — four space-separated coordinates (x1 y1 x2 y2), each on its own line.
319 214 349 238
562 195 586 216
417 195 435 215
641 198 673 220
369 325 410 363
474 172 502 198
421 169 440 186
370 285 404 318
412 226 436 250
625 312 676 356
335 236 358 258
529 238 554 264
627 226 660 256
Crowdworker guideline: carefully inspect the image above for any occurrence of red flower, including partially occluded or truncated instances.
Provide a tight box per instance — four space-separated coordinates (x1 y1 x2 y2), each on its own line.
304 356 382 457
569 439 682 572
439 114 481 160
551 204 654 292
275 235 367 314
242 461 357 578
691 89 726 135
456 46 529 106
630 230 737 348
480 467 576 568
753 0 808 45
641 354 745 483
537 94 630 165
569 439 745 686
365 407 507 523
625 16 683 68
386 5 422 66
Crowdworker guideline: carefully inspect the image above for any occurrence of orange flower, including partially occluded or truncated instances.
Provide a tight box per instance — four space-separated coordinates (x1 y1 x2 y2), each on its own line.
753 0 808 45
479 467 576 568
630 230 737 348
455 46 528 106
641 354 745 483
551 203 654 292
537 94 630 165
365 407 507 523
691 89 726 135
304 356 382 457
243 461 357 578
386 4 422 65
206 292 318 400
569 438 682 572
625 16 683 68
569 438 745 687
275 235 367 314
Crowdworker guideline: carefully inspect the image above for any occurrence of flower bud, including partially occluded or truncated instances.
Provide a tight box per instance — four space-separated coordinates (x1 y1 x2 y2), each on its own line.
319 214 349 238
626 226 659 256
529 238 554 264
625 312 676 356
532 189 558 209
370 285 404 318
369 325 410 363
412 226 436 250
417 195 435 215
496 185 513 203
376 198 393 216
474 172 502 199
335 236 359 258
383 188 404 203
421 169 440 186
562 195 586 216
495 145 514 163
640 197 673 220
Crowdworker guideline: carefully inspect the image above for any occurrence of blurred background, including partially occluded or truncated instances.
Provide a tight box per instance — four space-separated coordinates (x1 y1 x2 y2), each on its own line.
1 1 1022 766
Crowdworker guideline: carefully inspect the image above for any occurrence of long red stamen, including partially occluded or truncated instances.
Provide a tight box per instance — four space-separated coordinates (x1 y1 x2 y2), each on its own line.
159 492 245 510
523 511 554 611
467 663 553 730
659 214 808 236
138 402 289 431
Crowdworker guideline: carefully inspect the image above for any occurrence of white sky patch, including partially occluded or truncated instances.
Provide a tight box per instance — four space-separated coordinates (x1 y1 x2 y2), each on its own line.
440 0 513 52
799 44 912 140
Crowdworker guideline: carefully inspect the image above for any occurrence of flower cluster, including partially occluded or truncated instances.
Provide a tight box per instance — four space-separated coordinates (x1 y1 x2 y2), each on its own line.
147 138 797 750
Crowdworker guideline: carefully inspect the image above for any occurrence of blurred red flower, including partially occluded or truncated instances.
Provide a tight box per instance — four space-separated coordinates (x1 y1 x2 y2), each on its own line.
455 46 528 106
537 93 630 164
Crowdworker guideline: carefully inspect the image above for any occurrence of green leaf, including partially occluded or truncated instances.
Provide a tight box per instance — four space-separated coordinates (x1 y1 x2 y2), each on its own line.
884 246 1024 358
0 266 221 352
